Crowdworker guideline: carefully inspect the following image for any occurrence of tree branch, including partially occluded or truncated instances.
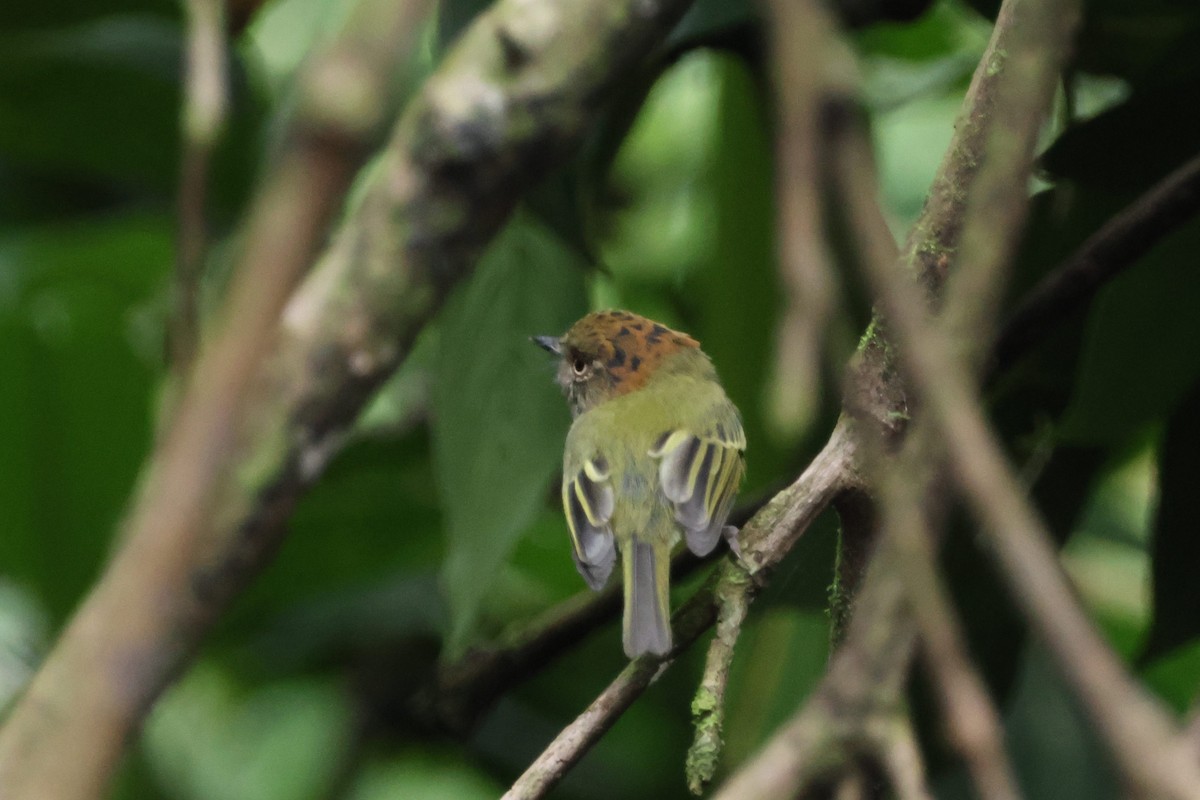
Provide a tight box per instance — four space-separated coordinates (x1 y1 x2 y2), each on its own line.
844 0 1200 791
172 0 229 380
0 0 695 797
710 1 1080 797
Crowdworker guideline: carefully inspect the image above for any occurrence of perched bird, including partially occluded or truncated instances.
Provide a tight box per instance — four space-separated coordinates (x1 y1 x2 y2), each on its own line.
533 310 745 658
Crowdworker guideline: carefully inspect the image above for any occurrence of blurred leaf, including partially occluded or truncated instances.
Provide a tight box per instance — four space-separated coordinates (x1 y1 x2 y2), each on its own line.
856 0 989 61
1058 220 1200 445
219 432 444 643
691 54 788 489
0 214 167 620
1003 645 1118 800
1073 0 1200 87
668 0 757 51
722 610 829 769
433 214 587 658
0 16 264 222
348 750 502 800
1043 87 1200 194
144 663 354 800
1141 639 1200 714
599 51 725 284
435 0 491 55
1141 379 1200 660
0 19 182 195
0 580 47 715
0 0 173 32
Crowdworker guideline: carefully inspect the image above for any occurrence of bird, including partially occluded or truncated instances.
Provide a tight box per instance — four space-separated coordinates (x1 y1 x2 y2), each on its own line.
533 309 745 658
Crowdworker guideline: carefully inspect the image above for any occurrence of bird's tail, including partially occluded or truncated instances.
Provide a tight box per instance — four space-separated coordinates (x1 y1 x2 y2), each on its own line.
622 537 672 658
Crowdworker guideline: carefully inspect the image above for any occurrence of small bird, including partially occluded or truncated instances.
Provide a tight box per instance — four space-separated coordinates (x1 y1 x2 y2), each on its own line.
533 310 745 658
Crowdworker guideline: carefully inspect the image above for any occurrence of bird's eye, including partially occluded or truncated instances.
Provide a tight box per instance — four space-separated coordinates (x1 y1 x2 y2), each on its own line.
572 358 588 376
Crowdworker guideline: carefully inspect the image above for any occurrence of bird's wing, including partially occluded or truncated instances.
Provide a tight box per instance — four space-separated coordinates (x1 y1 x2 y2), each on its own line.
562 454 617 590
650 417 746 556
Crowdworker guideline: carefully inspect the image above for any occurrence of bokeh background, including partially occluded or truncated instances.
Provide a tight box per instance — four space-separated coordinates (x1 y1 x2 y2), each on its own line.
2 0 1200 797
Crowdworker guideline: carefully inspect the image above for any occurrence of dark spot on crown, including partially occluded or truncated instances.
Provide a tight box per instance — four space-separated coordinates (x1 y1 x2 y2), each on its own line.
630 355 641 371
607 346 626 368
614 311 633 320
651 324 669 336
618 326 631 337
632 322 645 331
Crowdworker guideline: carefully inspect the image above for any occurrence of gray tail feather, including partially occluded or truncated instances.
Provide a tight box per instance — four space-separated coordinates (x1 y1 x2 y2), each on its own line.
622 539 672 658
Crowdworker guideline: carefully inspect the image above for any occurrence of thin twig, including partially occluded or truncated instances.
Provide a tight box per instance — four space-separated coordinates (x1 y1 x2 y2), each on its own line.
990 151 1200 376
172 0 229 379
501 593 715 800
686 559 752 794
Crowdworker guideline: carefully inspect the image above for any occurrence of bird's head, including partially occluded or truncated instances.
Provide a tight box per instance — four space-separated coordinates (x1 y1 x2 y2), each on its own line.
533 309 699 416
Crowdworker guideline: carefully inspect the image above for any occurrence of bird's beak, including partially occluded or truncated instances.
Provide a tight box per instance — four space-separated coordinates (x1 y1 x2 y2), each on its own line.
531 335 562 355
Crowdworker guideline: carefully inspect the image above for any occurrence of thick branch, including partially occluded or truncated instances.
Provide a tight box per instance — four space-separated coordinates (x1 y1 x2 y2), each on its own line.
0 0 693 797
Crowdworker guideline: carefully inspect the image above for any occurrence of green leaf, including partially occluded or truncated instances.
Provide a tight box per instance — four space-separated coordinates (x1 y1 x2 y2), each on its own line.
0 16 264 221
691 53 790 489
0 213 168 620
1058 219 1200 445
432 214 586 658
347 750 501 800
1003 645 1119 800
144 663 354 800
1141 379 1200 660
1142 638 1200 714
217 433 445 647
721 610 830 768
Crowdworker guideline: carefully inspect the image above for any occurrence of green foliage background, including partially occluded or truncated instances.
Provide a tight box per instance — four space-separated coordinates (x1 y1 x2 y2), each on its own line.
2 0 1199 797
